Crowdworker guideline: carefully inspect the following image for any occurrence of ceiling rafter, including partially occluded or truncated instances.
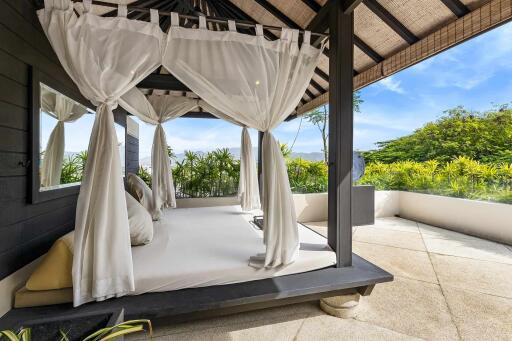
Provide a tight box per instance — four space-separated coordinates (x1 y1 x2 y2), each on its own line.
439 0 470 17
354 35 383 63
363 0 418 44
301 0 321 12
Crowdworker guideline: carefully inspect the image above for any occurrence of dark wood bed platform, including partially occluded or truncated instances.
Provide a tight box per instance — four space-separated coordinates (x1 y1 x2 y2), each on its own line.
0 255 392 328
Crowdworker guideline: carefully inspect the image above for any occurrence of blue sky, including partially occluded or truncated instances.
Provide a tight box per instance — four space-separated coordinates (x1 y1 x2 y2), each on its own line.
42 22 512 158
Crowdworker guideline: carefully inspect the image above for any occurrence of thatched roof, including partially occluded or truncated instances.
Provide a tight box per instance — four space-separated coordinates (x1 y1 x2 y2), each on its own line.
69 0 511 115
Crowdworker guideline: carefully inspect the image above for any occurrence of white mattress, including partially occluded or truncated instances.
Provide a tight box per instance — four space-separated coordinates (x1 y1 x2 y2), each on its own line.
130 205 336 295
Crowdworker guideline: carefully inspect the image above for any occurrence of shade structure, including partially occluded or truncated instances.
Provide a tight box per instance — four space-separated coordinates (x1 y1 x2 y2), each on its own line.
40 86 87 187
163 16 323 267
38 0 164 306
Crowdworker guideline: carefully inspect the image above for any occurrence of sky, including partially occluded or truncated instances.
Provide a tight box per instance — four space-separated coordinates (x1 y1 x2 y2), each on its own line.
41 22 512 158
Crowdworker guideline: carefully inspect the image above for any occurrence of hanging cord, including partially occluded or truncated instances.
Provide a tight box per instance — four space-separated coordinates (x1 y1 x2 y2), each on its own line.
289 115 303 152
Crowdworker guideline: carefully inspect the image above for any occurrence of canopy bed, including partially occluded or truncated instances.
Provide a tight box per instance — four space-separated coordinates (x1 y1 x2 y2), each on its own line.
0 0 392 327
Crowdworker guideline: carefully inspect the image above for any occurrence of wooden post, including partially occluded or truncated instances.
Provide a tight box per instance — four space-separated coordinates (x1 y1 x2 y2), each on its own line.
328 0 354 268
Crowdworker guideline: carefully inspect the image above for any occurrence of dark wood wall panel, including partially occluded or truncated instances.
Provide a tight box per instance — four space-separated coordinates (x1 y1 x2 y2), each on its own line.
126 134 139 175
0 0 133 280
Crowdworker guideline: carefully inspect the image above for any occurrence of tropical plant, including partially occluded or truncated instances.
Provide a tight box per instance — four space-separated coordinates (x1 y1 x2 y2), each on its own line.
357 157 512 204
60 151 88 184
0 320 151 341
137 165 152 187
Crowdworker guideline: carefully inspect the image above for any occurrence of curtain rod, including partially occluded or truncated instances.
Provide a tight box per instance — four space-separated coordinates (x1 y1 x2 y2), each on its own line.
72 0 329 38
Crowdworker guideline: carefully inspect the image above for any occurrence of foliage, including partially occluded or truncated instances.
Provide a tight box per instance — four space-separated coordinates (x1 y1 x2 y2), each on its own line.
137 165 152 187
0 320 151 341
287 158 328 193
60 151 88 184
357 157 512 204
280 143 292 158
172 148 240 198
304 92 363 164
363 106 512 164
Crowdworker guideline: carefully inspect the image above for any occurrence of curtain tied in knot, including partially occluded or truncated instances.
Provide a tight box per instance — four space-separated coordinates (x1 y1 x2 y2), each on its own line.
94 98 119 110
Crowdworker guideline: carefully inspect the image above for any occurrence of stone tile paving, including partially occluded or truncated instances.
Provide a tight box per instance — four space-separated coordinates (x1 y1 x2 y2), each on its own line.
128 217 512 341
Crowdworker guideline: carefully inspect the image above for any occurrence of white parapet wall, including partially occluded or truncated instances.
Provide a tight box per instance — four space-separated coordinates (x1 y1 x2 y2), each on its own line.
375 190 512 245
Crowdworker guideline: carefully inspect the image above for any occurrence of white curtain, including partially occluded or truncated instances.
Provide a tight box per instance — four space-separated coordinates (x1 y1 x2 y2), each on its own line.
239 127 260 211
198 100 261 212
38 0 163 306
40 87 87 187
163 17 323 267
121 88 198 217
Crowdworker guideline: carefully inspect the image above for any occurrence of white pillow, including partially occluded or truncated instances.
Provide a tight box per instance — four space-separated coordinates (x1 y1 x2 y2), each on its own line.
125 191 153 246
126 173 160 220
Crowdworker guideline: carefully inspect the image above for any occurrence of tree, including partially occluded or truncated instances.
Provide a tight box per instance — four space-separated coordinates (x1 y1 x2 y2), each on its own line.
363 106 512 164
305 91 363 164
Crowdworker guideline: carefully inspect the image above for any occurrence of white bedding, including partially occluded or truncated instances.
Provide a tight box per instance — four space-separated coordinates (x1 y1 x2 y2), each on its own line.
130 205 336 295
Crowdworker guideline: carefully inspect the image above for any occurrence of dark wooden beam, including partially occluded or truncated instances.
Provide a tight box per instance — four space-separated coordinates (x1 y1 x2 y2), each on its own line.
363 0 418 44
354 35 383 63
306 0 331 35
181 111 218 119
328 0 353 267
440 0 470 17
343 0 363 13
253 0 300 29
301 0 321 12
137 73 190 91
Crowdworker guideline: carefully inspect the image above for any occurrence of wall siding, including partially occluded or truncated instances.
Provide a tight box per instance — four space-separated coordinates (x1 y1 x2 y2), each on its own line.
0 0 139 280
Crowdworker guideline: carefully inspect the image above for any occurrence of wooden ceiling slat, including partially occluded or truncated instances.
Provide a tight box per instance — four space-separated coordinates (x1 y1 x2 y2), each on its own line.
301 0 322 12
440 0 470 17
363 0 418 44
354 35 383 63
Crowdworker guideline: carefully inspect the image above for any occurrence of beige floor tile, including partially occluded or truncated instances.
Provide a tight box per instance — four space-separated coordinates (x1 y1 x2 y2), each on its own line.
303 221 357 238
355 277 459 341
430 254 512 298
296 314 422 341
144 314 307 341
353 241 438 284
419 223 512 264
354 227 426 251
442 287 512 341
369 217 420 233
137 302 320 338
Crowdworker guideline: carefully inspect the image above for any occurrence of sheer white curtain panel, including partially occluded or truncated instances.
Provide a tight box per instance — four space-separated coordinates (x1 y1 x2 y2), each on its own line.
40 88 87 187
120 88 199 217
38 0 164 306
163 17 323 267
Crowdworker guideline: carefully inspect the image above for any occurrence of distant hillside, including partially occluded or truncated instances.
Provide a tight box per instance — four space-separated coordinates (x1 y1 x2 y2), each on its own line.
363 106 512 164
140 148 324 167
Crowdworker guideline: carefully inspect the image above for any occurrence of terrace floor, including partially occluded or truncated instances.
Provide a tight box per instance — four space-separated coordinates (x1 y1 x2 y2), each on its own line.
128 217 512 341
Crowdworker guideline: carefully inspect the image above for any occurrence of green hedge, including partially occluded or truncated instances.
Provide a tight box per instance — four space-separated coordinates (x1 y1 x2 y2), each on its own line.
357 157 512 204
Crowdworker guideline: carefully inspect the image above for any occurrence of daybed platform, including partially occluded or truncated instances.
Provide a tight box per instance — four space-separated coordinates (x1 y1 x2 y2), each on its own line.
0 255 392 328
0 205 392 328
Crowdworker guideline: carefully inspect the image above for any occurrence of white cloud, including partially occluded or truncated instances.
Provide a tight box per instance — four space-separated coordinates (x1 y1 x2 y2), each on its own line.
374 76 405 94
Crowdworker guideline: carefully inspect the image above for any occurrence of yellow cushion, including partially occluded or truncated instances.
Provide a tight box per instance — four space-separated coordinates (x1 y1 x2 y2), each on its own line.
15 286 73 308
26 233 73 291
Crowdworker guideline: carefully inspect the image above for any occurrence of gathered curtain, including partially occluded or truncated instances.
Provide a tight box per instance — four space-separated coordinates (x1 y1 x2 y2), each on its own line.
239 127 260 211
120 88 198 218
38 0 163 306
198 100 261 212
40 87 87 187
163 16 323 267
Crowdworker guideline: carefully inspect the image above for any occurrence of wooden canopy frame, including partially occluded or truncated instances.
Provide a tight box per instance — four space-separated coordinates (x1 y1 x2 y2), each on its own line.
0 0 396 326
